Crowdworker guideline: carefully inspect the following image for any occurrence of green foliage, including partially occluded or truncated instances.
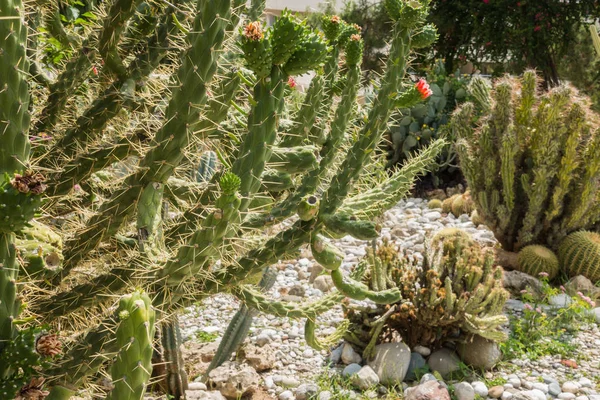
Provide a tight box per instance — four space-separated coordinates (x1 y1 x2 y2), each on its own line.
502 278 595 361
429 0 600 86
453 71 600 252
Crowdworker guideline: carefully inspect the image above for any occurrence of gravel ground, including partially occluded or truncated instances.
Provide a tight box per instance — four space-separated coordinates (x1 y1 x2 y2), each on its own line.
176 197 600 400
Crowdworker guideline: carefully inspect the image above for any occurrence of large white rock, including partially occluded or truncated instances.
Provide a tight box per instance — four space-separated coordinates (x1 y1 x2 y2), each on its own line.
367 342 411 385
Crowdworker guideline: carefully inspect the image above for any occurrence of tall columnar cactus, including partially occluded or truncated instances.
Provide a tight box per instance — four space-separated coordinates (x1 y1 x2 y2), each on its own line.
345 232 509 351
0 0 445 398
108 291 156 400
453 72 600 253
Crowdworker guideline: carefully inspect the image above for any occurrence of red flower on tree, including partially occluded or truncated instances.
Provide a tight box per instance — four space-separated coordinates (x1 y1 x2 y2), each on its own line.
415 79 433 99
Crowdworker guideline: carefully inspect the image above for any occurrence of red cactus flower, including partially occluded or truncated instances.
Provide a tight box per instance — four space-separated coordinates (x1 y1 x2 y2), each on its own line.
415 79 433 100
92 65 98 76
288 76 297 89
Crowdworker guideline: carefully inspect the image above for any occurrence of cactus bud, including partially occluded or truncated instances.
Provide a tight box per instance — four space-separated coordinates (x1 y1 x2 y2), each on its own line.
321 15 342 42
344 34 364 67
35 333 62 357
399 0 427 28
241 21 273 79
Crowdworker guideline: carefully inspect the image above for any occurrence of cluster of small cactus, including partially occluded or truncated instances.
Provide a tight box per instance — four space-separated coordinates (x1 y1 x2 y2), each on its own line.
453 71 600 254
0 0 443 398
345 229 509 351
429 191 475 218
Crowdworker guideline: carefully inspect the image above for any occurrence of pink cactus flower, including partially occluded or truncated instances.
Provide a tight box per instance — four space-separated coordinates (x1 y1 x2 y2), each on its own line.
415 79 433 100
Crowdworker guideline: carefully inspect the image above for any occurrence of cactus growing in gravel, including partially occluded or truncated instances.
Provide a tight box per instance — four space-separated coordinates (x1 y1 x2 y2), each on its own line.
0 0 443 397
558 231 600 282
453 71 600 253
345 232 509 350
516 245 560 280
427 199 443 209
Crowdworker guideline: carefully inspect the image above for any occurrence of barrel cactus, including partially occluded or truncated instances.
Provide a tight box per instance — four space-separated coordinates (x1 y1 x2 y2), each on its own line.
558 231 600 282
516 245 560 280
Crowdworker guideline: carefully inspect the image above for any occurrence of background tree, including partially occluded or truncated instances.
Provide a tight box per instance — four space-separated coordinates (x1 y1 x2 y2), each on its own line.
430 0 600 86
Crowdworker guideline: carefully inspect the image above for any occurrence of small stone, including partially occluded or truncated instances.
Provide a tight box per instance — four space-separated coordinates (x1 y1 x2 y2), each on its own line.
563 382 580 394
255 334 271 347
558 394 577 400
508 378 521 388
279 390 294 400
514 389 546 400
488 386 505 398
352 366 380 390
329 344 343 365
279 377 301 388
341 343 362 365
295 384 319 400
501 392 514 400
532 382 548 394
579 378 593 388
414 345 431 357
342 363 362 377
404 380 451 400
549 382 561 396
239 344 276 372
420 373 437 384
288 285 305 297
188 382 208 390
549 293 573 308
405 352 427 382
471 381 488 397
427 348 461 379
318 391 332 400
453 382 475 400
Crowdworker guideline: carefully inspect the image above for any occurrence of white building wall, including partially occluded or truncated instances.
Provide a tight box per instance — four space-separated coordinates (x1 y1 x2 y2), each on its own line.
265 0 334 12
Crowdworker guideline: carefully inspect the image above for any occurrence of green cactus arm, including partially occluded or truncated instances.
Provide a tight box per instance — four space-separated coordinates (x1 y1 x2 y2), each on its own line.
45 315 121 391
44 2 77 47
155 173 242 290
206 267 277 374
137 182 165 253
41 10 173 168
561 127 600 233
279 74 326 147
517 88 572 247
260 170 294 192
32 36 97 135
233 286 345 319
268 145 319 174
244 49 361 228
164 177 207 205
0 0 30 174
107 290 155 400
330 269 401 304
305 318 349 351
338 139 444 218
56 0 233 283
44 385 77 400
48 136 138 197
232 66 288 212
319 23 411 215
203 219 316 293
0 233 19 371
99 0 144 80
247 0 266 21
544 103 587 226
311 234 344 271
322 213 380 240
159 316 188 399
